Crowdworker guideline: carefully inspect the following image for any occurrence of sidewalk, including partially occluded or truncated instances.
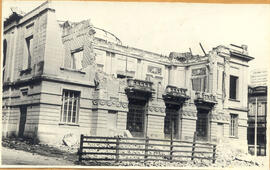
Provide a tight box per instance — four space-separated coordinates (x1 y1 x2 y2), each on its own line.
2 147 74 165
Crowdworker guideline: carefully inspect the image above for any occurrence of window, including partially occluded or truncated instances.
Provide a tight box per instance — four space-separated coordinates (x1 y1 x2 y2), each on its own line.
229 75 239 100
23 35 33 70
192 77 207 92
71 50 83 70
127 104 145 133
60 90 80 124
164 109 178 137
230 114 238 137
191 67 207 92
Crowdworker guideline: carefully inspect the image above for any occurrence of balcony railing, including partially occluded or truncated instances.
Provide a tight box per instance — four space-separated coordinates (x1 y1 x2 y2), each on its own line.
126 78 154 93
195 91 217 104
164 85 189 99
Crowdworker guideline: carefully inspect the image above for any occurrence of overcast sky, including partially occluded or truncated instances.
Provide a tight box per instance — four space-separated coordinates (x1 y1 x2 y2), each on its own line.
3 1 270 74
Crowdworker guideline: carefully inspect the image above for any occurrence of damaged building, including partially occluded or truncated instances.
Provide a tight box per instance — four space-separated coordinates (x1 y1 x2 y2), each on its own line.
2 2 254 148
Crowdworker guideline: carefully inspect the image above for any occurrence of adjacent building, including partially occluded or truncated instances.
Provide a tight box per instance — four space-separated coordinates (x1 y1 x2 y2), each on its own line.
2 2 254 148
250 68 268 87
247 86 267 156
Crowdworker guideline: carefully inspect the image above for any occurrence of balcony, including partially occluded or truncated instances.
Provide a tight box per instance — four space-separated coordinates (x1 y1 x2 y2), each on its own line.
163 85 189 102
195 91 217 106
125 79 154 99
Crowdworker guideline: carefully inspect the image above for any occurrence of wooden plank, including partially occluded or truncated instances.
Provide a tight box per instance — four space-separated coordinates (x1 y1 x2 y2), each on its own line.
83 141 117 144
82 152 116 155
119 142 145 145
81 158 115 161
82 146 116 150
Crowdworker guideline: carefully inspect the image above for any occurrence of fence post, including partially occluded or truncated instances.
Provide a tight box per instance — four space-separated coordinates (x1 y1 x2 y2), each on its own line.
115 137 120 162
144 137 149 162
78 134 84 162
170 136 173 162
212 144 216 164
191 131 197 161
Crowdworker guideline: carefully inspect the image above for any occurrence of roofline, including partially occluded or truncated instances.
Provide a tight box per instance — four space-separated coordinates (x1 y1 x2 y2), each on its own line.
230 51 254 62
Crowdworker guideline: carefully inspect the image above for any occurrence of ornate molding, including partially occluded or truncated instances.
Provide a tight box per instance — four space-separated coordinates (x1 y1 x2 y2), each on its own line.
92 99 128 109
148 106 165 113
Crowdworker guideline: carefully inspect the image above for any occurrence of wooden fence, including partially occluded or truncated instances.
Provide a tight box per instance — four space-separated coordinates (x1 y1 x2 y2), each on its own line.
78 134 217 164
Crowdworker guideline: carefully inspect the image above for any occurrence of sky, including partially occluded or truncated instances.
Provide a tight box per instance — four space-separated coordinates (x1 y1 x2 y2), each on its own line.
3 1 270 75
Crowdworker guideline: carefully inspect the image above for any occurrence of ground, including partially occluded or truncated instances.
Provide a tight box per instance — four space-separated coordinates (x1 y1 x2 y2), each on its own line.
1 137 268 167
2 147 73 165
2 137 78 165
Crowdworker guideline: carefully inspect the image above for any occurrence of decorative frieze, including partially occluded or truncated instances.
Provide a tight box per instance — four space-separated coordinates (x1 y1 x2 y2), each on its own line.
92 99 128 109
148 106 165 113
147 65 162 75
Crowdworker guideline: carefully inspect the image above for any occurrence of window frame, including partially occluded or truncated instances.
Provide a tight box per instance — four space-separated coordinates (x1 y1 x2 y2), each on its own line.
60 89 81 125
71 49 84 70
229 113 238 138
229 75 239 100
191 67 208 92
23 35 33 70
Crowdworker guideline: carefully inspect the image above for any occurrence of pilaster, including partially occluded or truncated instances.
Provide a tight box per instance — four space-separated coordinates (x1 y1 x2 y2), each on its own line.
179 102 197 141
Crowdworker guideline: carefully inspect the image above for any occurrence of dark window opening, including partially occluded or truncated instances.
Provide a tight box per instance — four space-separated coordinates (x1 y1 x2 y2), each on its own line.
164 108 178 138
60 90 80 124
126 99 146 136
196 109 209 141
229 75 238 100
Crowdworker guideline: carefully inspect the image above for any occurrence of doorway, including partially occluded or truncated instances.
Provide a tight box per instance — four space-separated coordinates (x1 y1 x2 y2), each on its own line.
164 105 179 139
18 106 27 137
196 108 209 141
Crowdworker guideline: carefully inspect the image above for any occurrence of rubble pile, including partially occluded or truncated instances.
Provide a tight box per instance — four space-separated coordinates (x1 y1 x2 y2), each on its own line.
212 142 265 168
2 137 78 163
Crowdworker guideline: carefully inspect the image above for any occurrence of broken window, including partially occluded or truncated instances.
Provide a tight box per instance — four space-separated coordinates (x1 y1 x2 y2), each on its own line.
229 75 238 100
230 114 238 137
60 90 80 124
71 50 83 70
191 67 207 92
23 35 33 70
191 77 207 92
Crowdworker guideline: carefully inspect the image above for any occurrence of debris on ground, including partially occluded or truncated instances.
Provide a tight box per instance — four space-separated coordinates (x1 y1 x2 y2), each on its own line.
62 133 79 147
2 137 266 167
2 137 78 163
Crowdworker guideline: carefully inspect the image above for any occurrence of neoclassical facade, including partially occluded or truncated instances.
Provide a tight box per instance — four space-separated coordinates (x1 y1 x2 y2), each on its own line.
2 2 253 147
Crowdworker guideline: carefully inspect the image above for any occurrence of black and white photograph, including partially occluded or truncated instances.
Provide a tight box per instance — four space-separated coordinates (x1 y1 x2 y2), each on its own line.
1 0 269 168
